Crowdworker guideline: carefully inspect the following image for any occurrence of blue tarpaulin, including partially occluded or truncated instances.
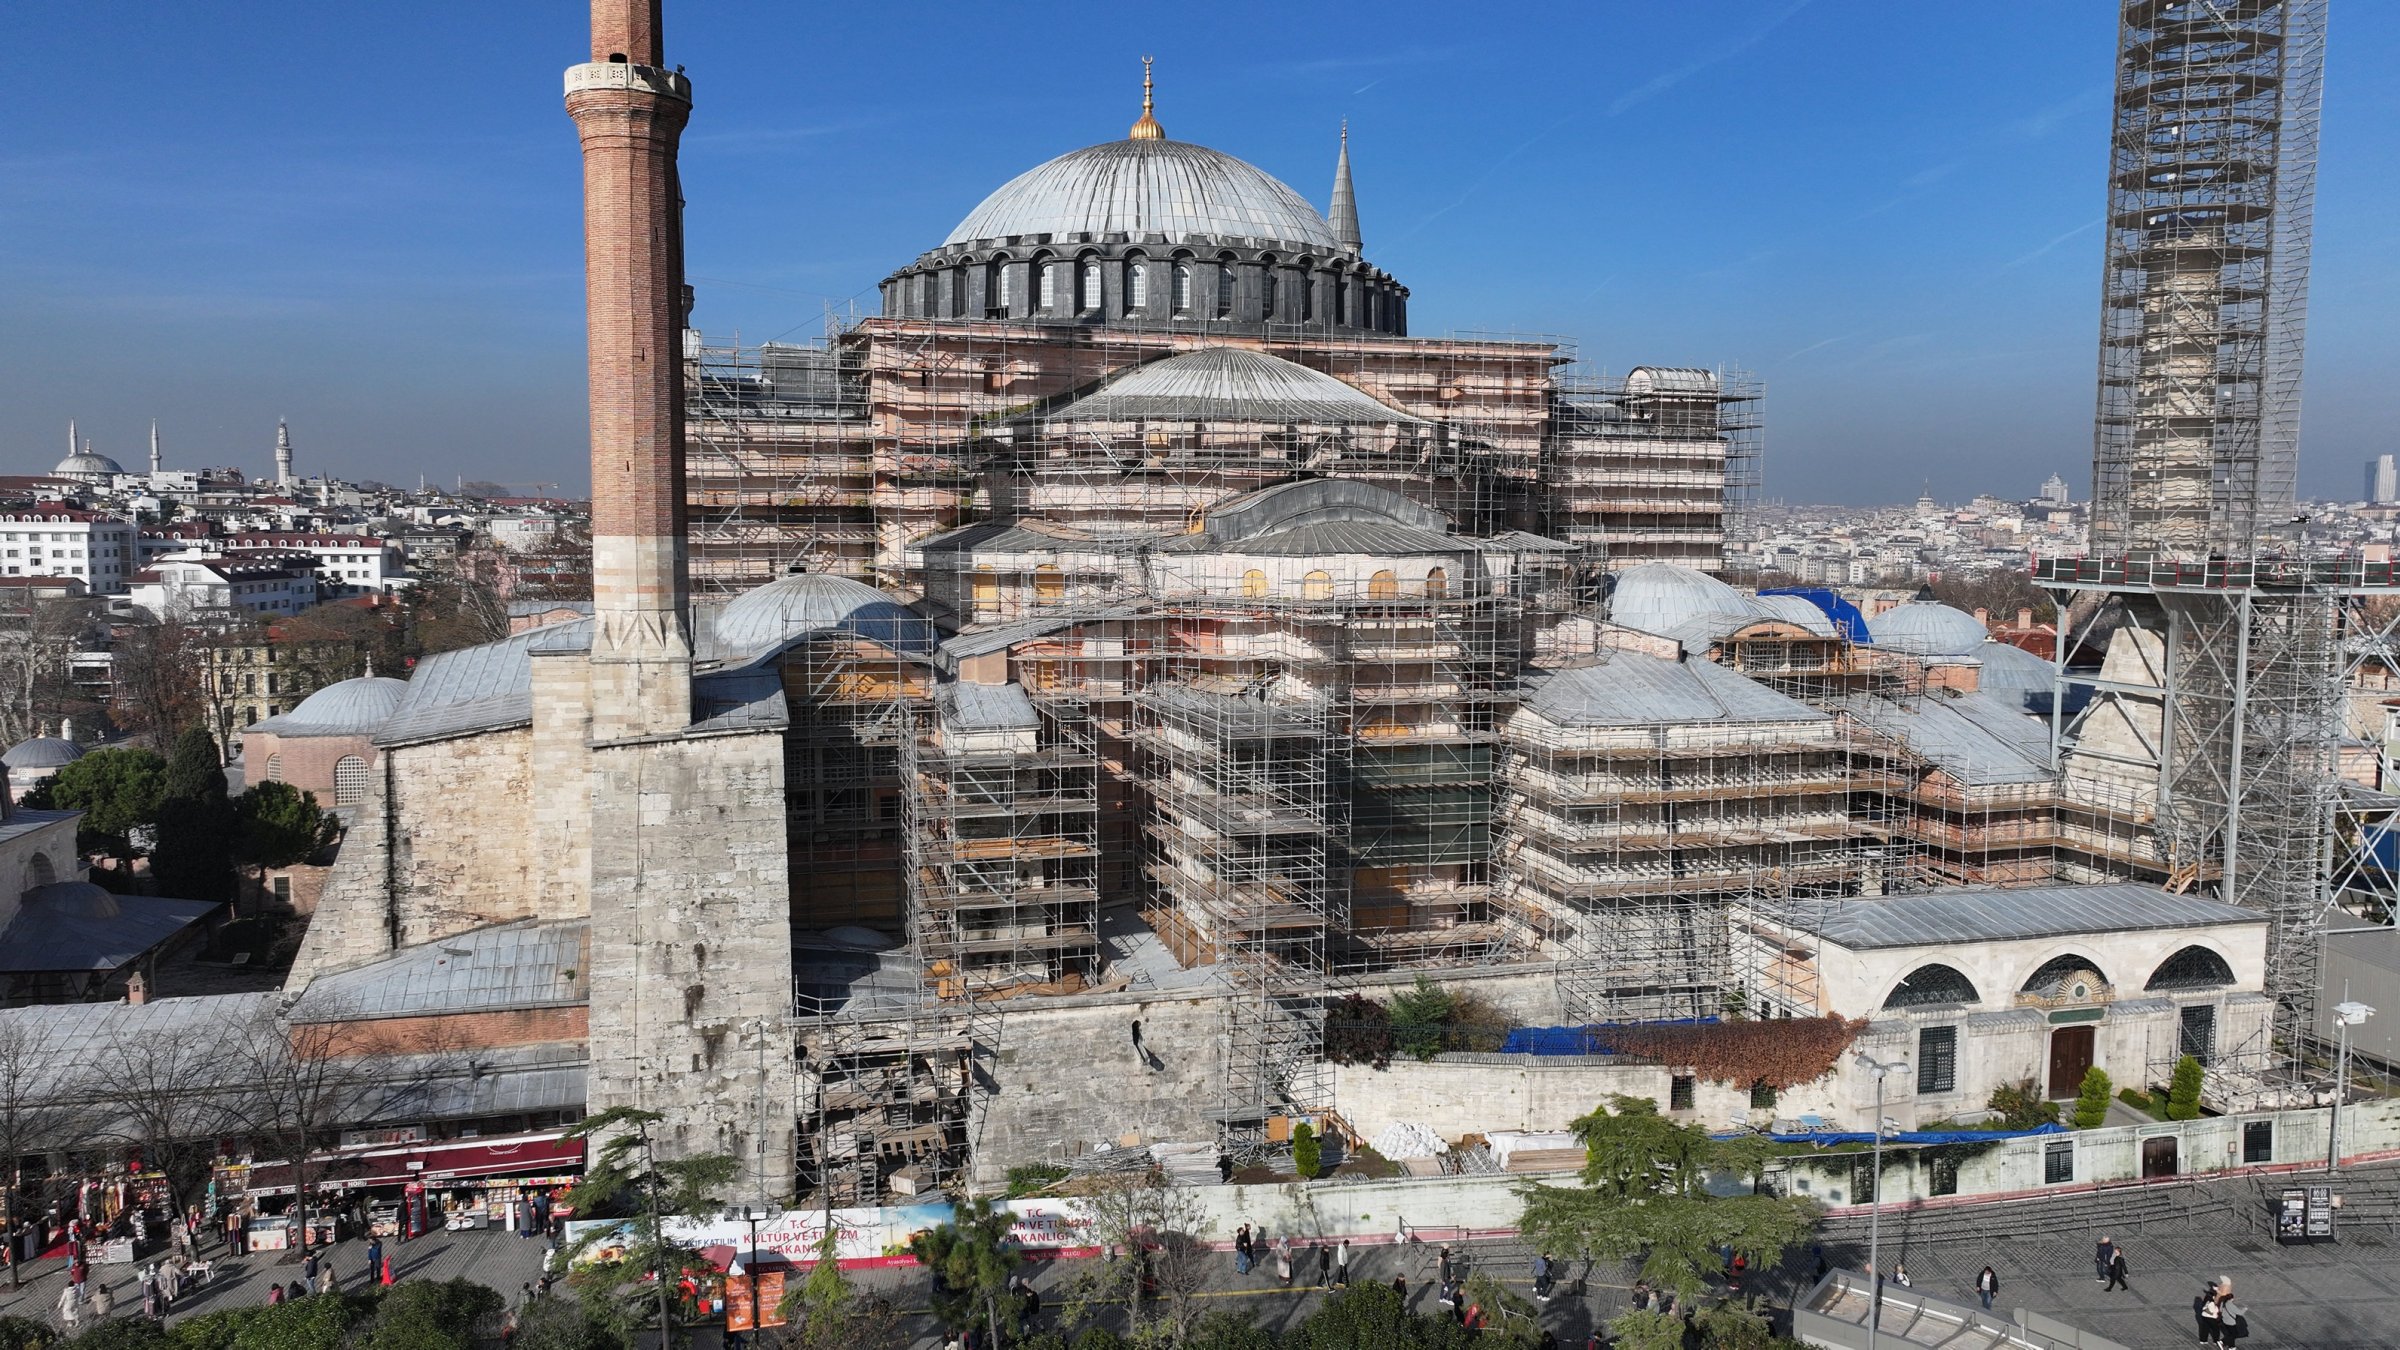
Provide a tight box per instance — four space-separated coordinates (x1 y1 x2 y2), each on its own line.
1760 587 1873 643
1735 1122 2069 1146
1500 1019 1720 1056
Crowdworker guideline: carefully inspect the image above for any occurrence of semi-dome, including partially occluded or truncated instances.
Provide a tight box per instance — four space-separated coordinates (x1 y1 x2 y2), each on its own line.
248 676 409 738
1869 600 1990 656
54 451 123 478
715 573 935 657
1052 348 1425 426
3 736 83 772
945 139 1340 252
1607 563 1760 638
22 881 120 920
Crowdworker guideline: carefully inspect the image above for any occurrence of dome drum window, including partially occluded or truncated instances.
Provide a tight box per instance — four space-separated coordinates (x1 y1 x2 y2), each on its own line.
1125 259 1149 315
1172 262 1193 313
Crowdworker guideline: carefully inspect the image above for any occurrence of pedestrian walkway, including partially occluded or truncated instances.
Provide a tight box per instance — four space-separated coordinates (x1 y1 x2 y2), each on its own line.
0 1227 558 1331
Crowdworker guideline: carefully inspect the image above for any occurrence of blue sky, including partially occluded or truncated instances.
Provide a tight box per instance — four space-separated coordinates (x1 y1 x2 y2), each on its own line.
6 1 2395 504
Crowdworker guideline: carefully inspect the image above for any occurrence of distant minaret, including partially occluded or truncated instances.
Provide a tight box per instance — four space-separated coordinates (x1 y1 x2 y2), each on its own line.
274 419 295 487
1329 120 1362 255
149 420 162 476
66 420 76 463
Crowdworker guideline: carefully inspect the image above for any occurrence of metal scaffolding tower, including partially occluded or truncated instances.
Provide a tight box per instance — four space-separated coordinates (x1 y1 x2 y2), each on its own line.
2089 0 2325 557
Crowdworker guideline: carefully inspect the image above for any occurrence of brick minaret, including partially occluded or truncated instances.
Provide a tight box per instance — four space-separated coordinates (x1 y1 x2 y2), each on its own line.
566 0 693 737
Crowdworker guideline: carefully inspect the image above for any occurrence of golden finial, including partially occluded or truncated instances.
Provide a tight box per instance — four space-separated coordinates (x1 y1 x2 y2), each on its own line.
1130 55 1165 140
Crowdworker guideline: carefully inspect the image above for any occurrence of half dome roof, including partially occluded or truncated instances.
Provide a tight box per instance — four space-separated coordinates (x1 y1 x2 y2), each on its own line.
1869 600 1991 656
945 139 1340 253
1052 348 1423 426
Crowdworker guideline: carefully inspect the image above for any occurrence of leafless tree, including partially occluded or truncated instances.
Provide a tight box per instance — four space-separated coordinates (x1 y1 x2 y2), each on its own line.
0 1018 96 1286
90 1020 240 1219
111 614 209 750
0 593 102 747
1060 1166 1218 1343
224 998 461 1248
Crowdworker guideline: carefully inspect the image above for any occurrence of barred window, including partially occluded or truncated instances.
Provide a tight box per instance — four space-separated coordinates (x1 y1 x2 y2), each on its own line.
1749 1080 1777 1111
1670 1075 1695 1111
2044 1140 2074 1185
334 755 370 807
1917 1025 1958 1094
1884 963 1980 1009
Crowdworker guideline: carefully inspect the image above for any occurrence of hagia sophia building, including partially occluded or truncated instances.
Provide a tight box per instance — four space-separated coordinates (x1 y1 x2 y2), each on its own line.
282 2 2222 1208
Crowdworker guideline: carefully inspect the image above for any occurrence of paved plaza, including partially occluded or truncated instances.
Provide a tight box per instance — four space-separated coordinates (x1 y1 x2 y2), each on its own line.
4 1165 2397 1347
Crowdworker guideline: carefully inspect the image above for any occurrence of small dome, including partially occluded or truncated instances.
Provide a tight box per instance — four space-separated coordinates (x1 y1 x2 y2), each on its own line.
53 451 124 477
1607 563 1760 637
23 881 119 920
3 736 84 772
715 574 935 657
946 139 1340 252
1975 641 2060 715
248 676 409 738
1870 600 1990 656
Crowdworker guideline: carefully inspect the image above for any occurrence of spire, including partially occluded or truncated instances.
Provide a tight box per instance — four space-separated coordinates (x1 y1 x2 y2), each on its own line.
1129 56 1165 140
149 420 162 476
1329 119 1362 254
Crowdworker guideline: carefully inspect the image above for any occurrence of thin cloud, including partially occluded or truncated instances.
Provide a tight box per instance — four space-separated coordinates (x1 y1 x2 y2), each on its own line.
1782 334 1856 362
2002 216 2104 270
1608 0 1817 116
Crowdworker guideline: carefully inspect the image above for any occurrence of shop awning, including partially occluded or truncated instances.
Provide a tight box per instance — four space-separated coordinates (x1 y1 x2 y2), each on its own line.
236 1131 584 1195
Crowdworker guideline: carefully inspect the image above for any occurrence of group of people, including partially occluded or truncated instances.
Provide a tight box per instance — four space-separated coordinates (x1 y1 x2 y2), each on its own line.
1229 1224 1352 1288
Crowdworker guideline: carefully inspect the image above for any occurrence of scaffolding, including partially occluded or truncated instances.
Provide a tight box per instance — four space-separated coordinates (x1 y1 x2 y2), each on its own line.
902 688 1103 998
782 634 932 931
2088 0 2326 558
685 340 874 592
1549 365 1761 578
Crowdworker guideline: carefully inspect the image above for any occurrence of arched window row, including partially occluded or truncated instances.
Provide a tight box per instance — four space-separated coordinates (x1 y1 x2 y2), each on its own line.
885 249 1406 332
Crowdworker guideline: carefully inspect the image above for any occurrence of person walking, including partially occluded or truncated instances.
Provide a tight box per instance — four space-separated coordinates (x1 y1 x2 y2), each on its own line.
1438 1246 1454 1287
1531 1251 1552 1301
367 1236 385 1281
1333 1238 1350 1287
2104 1243 2130 1293
318 1262 338 1296
1315 1243 1331 1285
2200 1282 2224 1346
139 1264 159 1320
91 1277 115 1320
1892 1261 1911 1288
2094 1235 2115 1285
1976 1265 1999 1311
1274 1234 1293 1286
1234 1224 1252 1276
56 1282 82 1331
303 1250 319 1285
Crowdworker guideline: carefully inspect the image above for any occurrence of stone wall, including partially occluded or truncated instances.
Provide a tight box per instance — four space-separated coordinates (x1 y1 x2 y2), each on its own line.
583 727 797 1200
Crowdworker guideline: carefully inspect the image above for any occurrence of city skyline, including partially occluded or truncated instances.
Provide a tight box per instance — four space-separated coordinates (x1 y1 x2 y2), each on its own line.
6 2 2397 503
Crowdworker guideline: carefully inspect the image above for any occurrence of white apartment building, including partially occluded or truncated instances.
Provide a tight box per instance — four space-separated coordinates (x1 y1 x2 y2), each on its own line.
128 550 321 622
226 532 409 597
0 507 140 593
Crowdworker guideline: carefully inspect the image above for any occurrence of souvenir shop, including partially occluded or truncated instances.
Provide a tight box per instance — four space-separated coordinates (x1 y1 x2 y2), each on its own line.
213 1129 585 1250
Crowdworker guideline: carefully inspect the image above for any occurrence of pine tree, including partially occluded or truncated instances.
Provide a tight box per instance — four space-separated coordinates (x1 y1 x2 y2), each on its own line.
2167 1054 2206 1120
2073 1065 2113 1129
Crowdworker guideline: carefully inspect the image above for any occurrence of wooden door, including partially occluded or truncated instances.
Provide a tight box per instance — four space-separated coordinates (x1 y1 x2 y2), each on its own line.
2048 1025 2095 1098
2142 1135 2179 1179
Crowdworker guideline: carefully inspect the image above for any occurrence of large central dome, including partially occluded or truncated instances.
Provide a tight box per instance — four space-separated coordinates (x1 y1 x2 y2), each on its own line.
944 139 1340 253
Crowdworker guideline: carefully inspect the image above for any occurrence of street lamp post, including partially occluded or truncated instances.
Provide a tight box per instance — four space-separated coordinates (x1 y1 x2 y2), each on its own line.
1854 1052 1909 1350
2330 1001 2375 1172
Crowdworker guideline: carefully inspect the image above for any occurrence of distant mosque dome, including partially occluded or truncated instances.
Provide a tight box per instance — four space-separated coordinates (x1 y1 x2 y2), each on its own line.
3 735 84 773
715 573 935 657
248 676 410 738
946 139 1340 253
1868 600 1991 657
53 450 123 482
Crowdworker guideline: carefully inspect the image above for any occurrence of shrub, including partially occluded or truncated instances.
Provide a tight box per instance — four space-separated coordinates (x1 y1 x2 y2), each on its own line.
2117 1087 2156 1116
353 1281 503 1350
1986 1078 2061 1130
1325 993 1395 1068
168 1310 262 1350
2073 1066 2112 1130
1387 977 1455 1062
223 1292 374 1350
1443 987 1514 1054
1291 1121 1321 1179
505 1302 618 1350
59 1321 174 1350
2167 1054 2206 1120
1694 1297 1778 1350
1004 1162 1070 1197
0 1319 55 1350
1610 1309 1689 1350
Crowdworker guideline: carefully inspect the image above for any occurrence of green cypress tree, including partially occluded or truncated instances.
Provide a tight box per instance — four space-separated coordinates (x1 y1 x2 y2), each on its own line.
150 725 236 902
2073 1065 2112 1129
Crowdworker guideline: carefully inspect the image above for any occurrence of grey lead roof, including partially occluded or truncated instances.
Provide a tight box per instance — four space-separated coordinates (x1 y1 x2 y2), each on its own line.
1166 519 1468 557
1833 690 2054 786
377 620 590 747
1520 653 1827 728
937 681 1040 733
0 886 219 973
944 139 1341 251
290 920 588 1022
935 604 1155 670
1050 348 1425 427
1799 884 2262 950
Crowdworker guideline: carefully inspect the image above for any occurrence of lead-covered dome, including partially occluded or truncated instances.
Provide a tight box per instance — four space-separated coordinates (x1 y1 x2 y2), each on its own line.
54 451 123 479
945 140 1340 253
1869 600 1990 657
249 676 409 738
3 736 83 772
715 574 935 658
